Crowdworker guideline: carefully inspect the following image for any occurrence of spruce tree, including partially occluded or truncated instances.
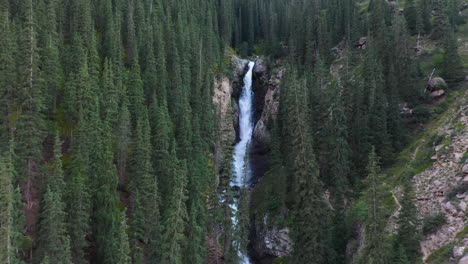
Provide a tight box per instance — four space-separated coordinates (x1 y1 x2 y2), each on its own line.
361 147 392 264
441 29 463 85
160 142 188 264
0 5 16 148
281 70 327 264
431 0 450 42
0 146 21 264
38 187 72 264
404 0 418 34
395 177 421 262
117 211 131 264
66 131 90 264
15 0 45 183
93 132 121 264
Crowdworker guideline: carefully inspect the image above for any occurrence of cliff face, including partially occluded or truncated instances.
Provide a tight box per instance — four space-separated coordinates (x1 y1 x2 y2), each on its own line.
250 57 283 184
212 54 290 264
249 58 293 263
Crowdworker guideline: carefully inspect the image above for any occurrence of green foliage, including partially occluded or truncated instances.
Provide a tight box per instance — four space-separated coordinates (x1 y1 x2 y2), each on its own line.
425 243 455 264
422 213 447 235
445 182 468 201
0 0 465 263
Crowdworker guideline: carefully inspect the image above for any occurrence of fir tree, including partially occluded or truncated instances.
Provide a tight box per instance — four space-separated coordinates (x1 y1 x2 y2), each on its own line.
160 143 188 264
361 147 392 264
395 177 421 262
38 187 72 264
0 146 22 264
404 0 418 34
441 29 464 85
66 132 90 264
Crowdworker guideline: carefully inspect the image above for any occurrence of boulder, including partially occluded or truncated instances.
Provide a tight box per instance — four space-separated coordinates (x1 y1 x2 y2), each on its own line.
428 77 448 91
459 201 467 212
443 201 458 216
463 163 468 174
357 37 367 49
430 90 445 98
253 120 270 148
459 255 468 264
253 223 293 260
454 246 466 258
399 102 413 115
230 54 249 79
254 57 268 75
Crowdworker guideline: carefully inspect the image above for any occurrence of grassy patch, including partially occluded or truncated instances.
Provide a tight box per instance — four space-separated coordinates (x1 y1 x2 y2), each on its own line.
425 242 455 264
455 226 468 239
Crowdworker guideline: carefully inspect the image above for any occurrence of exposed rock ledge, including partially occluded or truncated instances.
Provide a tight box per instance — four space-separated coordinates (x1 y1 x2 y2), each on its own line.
251 215 293 263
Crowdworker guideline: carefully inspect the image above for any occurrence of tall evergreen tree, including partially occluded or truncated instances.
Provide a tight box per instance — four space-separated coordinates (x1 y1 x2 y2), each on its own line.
441 28 464 84
395 177 421 262
66 127 90 264
360 147 392 264
38 186 72 264
0 144 24 264
160 142 188 264
280 69 328 264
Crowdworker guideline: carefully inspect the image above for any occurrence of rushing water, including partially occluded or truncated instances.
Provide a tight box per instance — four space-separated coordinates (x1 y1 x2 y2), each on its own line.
230 61 255 263
232 61 255 187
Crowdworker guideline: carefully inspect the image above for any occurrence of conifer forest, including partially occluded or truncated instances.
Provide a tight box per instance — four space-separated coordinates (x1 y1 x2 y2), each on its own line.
0 0 467 263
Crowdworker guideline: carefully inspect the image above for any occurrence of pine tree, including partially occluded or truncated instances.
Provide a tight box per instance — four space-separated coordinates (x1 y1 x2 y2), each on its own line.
47 132 65 194
441 28 463 85
404 0 418 34
184 119 208 264
93 133 122 264
14 0 45 183
38 187 72 264
280 70 327 264
129 103 161 262
325 80 350 206
419 0 432 34
361 147 392 264
0 5 16 148
117 211 131 264
160 143 188 264
431 0 450 42
395 177 421 262
0 146 20 264
66 131 90 264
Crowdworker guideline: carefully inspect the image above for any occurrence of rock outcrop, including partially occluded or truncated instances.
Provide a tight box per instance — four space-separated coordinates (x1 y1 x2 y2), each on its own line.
412 90 468 261
459 255 468 264
250 57 283 183
427 77 448 91
251 215 293 263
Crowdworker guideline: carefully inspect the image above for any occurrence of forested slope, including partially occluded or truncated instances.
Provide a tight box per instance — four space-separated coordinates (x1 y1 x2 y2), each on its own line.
0 0 466 264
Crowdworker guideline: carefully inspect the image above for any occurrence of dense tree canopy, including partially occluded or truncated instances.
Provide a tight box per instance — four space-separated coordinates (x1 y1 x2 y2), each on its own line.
0 0 464 263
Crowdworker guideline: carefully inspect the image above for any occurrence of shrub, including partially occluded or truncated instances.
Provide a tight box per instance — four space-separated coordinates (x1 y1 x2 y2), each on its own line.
422 212 446 235
425 243 454 264
445 182 468 201
412 105 432 122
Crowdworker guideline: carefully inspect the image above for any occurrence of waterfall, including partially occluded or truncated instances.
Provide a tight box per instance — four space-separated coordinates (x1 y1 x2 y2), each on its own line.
232 61 255 187
230 61 255 264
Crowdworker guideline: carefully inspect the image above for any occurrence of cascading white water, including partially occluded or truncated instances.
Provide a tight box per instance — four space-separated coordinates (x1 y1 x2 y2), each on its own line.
232 61 255 187
230 61 255 264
